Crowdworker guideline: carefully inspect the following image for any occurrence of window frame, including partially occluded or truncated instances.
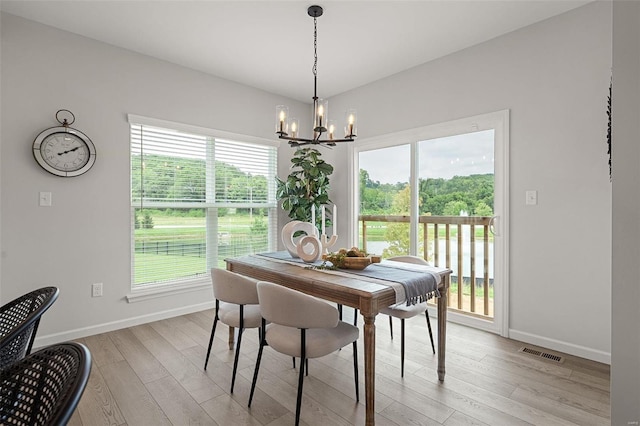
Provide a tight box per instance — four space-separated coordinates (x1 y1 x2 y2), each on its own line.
128 114 279 300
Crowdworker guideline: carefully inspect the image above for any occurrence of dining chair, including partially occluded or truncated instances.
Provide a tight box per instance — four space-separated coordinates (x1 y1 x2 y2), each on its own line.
204 268 264 394
0 342 91 426
248 281 359 426
381 255 435 377
0 286 59 370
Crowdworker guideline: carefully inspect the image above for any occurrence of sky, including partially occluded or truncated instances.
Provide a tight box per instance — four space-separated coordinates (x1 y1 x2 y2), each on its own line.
359 130 494 184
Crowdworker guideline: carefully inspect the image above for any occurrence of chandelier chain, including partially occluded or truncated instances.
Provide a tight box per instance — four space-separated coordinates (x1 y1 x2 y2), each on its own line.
313 16 318 78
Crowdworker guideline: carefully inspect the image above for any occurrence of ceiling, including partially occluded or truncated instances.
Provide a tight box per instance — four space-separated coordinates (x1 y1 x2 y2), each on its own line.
1 0 591 103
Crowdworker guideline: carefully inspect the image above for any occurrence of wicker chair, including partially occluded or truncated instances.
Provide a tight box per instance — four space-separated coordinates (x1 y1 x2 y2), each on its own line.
0 342 91 425
0 287 59 369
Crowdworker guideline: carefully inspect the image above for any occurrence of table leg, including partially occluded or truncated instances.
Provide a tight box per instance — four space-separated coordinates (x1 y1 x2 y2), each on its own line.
228 326 235 350
363 313 376 426
437 280 448 382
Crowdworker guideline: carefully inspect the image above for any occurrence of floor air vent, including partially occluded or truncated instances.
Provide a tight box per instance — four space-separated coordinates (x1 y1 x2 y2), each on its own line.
519 347 564 363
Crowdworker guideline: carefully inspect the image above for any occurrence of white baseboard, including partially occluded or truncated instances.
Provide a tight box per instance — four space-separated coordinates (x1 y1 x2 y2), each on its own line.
509 329 611 365
33 301 215 349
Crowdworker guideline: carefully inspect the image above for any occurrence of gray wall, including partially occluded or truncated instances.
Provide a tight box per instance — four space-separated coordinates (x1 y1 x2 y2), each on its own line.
326 1 612 362
0 1 612 367
611 2 640 424
0 12 307 341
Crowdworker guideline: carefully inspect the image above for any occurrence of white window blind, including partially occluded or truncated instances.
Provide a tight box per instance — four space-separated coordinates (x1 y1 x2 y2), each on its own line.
130 119 277 289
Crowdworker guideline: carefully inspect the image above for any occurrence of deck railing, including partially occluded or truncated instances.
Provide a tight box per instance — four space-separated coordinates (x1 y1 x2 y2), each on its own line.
359 215 494 318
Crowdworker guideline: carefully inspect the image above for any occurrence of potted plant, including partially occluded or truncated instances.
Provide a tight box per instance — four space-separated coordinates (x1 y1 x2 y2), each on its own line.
276 147 333 232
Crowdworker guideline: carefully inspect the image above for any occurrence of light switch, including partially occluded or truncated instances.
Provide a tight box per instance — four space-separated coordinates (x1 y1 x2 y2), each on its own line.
39 192 52 207
525 190 537 205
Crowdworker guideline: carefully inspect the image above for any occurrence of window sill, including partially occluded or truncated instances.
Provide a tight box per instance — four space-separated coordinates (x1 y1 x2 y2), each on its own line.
126 278 211 303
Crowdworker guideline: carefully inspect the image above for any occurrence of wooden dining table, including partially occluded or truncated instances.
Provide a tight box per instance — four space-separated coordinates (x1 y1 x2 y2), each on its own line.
226 254 451 426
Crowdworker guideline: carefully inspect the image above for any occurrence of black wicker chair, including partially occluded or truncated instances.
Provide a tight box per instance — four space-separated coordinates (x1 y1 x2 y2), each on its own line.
0 342 91 425
0 287 59 369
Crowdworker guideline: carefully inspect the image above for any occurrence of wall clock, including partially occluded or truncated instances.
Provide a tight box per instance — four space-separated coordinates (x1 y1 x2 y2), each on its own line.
33 110 96 177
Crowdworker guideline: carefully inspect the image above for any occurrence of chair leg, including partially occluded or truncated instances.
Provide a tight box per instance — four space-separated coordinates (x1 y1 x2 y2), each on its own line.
389 315 394 340
204 300 220 370
401 318 405 378
425 309 435 354
248 319 267 407
353 308 359 326
292 357 309 374
230 305 245 393
352 341 359 402
295 329 307 426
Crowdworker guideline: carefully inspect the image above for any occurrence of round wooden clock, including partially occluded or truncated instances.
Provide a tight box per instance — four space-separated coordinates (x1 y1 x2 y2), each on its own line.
33 110 96 177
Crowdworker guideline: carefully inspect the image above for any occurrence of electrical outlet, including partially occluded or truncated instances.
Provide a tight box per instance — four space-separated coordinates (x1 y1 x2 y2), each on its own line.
92 283 103 297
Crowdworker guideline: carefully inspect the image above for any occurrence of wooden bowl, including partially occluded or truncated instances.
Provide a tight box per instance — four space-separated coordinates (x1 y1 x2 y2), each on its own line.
341 256 372 270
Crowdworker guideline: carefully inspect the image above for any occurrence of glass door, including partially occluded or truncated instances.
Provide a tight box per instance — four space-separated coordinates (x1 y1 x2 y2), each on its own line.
418 130 495 320
355 111 509 335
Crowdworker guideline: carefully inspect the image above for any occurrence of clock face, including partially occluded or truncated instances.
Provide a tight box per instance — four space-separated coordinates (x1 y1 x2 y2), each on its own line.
33 127 96 177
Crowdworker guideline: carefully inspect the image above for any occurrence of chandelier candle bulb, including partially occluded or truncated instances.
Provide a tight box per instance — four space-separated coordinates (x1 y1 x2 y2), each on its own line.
276 105 289 134
345 109 357 137
314 98 328 131
291 119 298 138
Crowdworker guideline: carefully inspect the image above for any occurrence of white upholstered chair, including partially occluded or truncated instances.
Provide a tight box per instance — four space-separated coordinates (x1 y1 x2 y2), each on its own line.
381 255 436 377
248 281 359 426
204 268 264 394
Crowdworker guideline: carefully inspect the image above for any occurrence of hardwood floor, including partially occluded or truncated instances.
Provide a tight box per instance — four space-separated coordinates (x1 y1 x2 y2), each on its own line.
67 309 610 425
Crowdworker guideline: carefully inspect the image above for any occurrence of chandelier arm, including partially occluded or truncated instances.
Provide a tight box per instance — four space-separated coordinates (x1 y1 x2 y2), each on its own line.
280 135 355 145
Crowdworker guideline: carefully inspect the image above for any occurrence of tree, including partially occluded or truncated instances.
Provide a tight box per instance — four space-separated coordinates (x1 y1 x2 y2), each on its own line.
250 216 268 252
474 201 493 216
443 200 469 216
382 185 414 258
359 171 494 216
142 212 154 229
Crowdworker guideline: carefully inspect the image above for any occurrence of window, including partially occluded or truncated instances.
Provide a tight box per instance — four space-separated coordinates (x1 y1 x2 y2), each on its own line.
130 115 278 290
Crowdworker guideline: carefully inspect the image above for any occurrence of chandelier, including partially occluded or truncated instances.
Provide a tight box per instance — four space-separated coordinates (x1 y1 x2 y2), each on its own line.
275 5 357 147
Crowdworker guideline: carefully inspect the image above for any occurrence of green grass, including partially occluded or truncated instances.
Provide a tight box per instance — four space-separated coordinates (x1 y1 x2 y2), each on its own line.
134 253 206 285
150 216 204 226
448 280 494 298
133 212 267 285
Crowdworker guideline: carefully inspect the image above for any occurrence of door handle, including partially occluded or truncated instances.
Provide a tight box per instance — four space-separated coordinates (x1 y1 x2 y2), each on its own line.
489 216 500 236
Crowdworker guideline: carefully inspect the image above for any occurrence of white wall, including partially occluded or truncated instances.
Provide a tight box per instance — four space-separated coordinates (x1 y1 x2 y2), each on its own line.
0 13 307 343
1 2 613 364
611 1 640 423
325 2 612 362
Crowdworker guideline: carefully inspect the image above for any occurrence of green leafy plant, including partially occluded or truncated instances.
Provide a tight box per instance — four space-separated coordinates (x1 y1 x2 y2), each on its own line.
276 147 333 231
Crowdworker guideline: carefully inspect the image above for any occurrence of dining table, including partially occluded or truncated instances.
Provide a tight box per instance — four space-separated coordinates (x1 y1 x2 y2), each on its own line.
226 253 451 426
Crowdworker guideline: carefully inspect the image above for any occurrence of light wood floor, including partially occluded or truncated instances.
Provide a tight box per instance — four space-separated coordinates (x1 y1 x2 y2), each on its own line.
67 309 610 425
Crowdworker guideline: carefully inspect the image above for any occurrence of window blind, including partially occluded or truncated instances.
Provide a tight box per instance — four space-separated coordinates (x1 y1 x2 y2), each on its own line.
130 120 277 289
